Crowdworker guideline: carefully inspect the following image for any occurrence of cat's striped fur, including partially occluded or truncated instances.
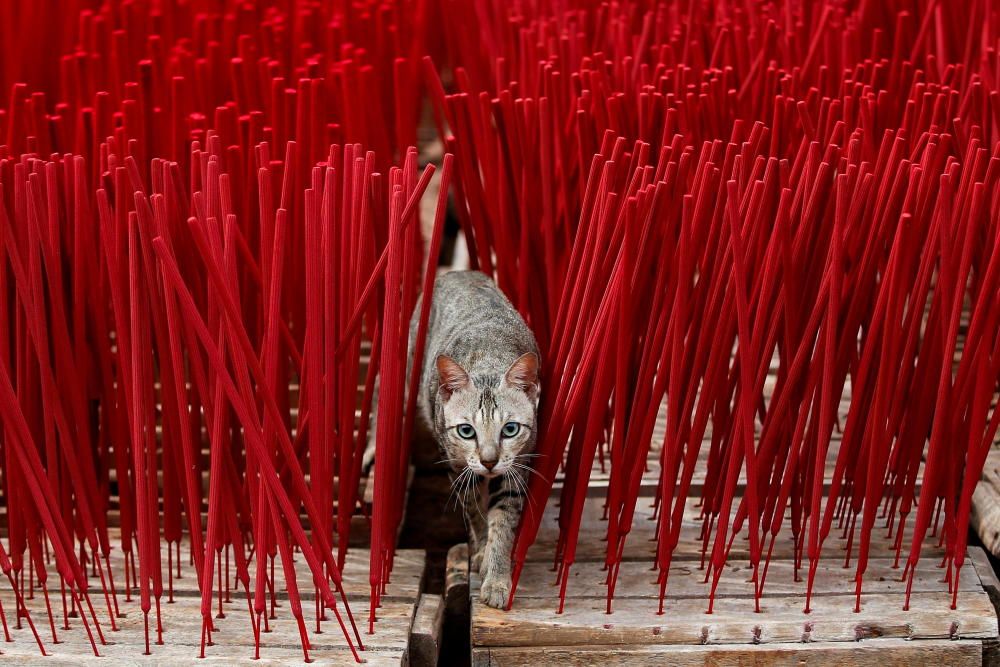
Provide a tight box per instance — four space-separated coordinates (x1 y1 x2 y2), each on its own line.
366 271 539 608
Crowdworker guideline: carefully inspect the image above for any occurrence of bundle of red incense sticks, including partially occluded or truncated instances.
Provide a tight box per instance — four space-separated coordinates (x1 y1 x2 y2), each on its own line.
0 0 452 661
425 0 1000 615
0 0 998 661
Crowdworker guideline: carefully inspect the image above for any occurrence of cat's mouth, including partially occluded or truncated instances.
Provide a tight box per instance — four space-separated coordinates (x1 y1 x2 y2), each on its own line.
465 463 504 478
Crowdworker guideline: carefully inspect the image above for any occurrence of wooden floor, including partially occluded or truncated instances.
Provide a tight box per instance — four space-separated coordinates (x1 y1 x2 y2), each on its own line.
0 464 427 665
470 387 1000 665
0 536 425 665
469 496 1000 665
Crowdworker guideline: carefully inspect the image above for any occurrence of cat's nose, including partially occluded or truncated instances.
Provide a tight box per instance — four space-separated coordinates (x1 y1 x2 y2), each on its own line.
481 458 498 471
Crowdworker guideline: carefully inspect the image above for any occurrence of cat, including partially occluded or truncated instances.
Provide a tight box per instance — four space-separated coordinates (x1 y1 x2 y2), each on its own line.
364 270 540 608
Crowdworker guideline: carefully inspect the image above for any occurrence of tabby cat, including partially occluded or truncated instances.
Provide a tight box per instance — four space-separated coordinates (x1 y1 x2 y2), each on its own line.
366 270 540 608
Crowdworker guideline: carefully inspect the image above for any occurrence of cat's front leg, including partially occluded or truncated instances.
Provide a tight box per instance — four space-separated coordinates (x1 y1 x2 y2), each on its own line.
479 474 525 609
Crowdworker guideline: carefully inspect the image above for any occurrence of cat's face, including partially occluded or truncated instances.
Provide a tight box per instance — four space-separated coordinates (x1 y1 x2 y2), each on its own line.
434 353 539 478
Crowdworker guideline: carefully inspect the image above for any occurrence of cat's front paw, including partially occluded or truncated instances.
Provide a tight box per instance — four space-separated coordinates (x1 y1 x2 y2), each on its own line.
479 572 511 609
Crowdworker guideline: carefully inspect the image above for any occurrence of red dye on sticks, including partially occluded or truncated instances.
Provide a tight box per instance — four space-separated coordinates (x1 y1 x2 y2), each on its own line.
0 2 997 660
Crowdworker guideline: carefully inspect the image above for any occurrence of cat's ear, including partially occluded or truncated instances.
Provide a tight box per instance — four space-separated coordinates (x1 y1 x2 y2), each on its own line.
436 355 469 398
504 352 539 395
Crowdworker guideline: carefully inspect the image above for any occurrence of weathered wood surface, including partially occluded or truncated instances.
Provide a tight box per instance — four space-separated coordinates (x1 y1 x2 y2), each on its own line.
474 443 997 664
472 584 997 646
409 593 444 666
0 543 425 665
473 496 996 659
552 386 922 499
970 545 1000 666
972 447 1000 557
446 543 471 618
471 510 998 662
525 494 944 563
472 639 984 667
0 459 394 547
87 543 426 602
473 334 1000 663
492 558 980 601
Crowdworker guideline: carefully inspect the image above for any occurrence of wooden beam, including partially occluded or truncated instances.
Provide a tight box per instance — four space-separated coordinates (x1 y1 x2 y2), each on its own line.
409 594 445 666
472 639 983 667
471 590 998 647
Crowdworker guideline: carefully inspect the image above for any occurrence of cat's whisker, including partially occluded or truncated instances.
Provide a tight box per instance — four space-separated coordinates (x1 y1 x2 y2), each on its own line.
445 475 460 510
446 467 473 511
454 472 469 512
462 470 478 512
503 467 517 491
511 469 536 509
509 461 545 480
461 469 488 523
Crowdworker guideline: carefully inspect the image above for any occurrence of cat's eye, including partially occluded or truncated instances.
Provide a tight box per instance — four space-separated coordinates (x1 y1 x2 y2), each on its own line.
456 423 477 440
501 422 521 438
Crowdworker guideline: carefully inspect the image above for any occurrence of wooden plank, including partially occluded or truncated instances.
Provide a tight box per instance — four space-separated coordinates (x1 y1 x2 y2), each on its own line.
489 558 979 601
0 650 407 666
472 639 983 667
0 536 425 664
8 464 375 537
969 545 1000 667
444 543 472 667
972 448 1000 557
0 593 413 664
409 594 444 667
556 390 927 500
970 546 1000 606
11 449 410 545
526 495 944 563
471 589 998 647
92 546 424 602
561 432 851 498
445 543 470 618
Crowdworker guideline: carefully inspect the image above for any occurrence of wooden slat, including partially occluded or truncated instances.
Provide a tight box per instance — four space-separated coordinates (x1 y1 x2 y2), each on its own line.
0 597 412 665
472 639 983 666
91 544 424 602
470 589 998 647
446 543 471 617
556 382 914 499
409 594 444 666
0 535 424 665
524 495 944 563
972 448 1000 556
493 558 979 601
969 545 1000 666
